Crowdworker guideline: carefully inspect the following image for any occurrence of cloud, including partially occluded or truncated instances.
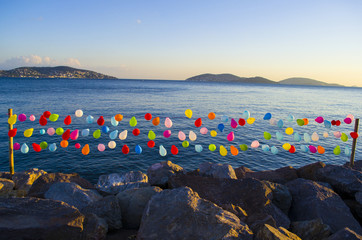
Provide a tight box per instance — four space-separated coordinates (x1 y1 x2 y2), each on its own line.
65 58 81 67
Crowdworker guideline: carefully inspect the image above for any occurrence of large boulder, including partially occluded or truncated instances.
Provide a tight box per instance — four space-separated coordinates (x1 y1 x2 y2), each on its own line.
327 227 362 240
0 178 15 197
11 168 47 195
116 186 162 229
286 178 362 234
290 218 332 240
199 162 237 179
344 160 362 171
234 166 254 179
296 161 326 181
263 181 292 215
137 187 254 240
83 213 108 240
147 161 185 187
28 172 94 198
44 182 102 210
96 171 149 195
255 224 301 240
244 166 298 184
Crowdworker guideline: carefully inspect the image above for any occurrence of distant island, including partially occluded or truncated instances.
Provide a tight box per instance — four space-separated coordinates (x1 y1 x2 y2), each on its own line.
186 73 344 87
0 66 117 79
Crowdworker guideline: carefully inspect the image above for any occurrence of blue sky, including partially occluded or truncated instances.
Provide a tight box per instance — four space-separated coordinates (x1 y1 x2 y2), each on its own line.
1 0 362 86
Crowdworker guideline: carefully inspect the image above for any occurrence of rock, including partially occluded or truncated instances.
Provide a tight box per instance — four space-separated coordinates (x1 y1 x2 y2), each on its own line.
28 172 94 198
96 171 149 195
290 218 332 240
199 162 237 179
11 168 47 194
0 197 85 239
44 182 102 210
82 195 122 230
356 192 362 205
263 181 292 215
316 165 362 198
344 160 362 171
137 187 254 240
265 203 291 230
244 166 298 184
0 172 12 179
286 178 362 234
255 224 301 240
0 178 15 197
296 161 326 181
147 161 185 187
344 199 362 223
234 166 254 179
327 227 362 240
220 203 248 222
116 186 162 229
82 213 108 240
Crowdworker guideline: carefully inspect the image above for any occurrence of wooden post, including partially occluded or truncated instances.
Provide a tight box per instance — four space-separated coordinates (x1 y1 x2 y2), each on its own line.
350 118 359 167
8 108 14 176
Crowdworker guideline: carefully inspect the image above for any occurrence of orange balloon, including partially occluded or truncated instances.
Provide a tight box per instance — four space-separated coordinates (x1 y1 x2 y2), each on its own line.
317 146 325 154
152 117 160 126
60 140 69 148
82 144 90 155
303 118 309 125
115 114 123 122
230 145 239 156
208 112 216 120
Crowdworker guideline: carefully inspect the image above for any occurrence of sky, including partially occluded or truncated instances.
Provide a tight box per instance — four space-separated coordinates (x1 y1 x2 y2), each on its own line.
1 0 362 86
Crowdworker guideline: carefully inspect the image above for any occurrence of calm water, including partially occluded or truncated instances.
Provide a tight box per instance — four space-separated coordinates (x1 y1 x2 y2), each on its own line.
0 78 361 183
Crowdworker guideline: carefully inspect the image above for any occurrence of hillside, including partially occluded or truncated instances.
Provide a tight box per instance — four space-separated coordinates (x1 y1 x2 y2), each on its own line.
279 77 342 87
0 66 117 79
186 73 276 84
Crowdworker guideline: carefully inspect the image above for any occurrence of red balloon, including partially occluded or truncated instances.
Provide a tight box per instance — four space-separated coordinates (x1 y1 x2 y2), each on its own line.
64 115 72 125
97 116 105 126
171 145 179 155
289 145 296 153
8 128 17 137
350 132 359 139
147 140 155 148
331 120 336 126
238 118 246 126
122 145 130 154
194 118 202 128
144 113 152 121
75 143 81 149
62 129 71 140
39 115 48 126
43 111 51 118
132 128 140 136
32 143 41 152
335 120 341 126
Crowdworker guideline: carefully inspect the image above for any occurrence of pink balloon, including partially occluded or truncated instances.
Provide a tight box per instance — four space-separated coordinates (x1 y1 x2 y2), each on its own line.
200 127 208 135
75 143 81 149
29 114 36 121
98 144 105 152
165 117 173 128
344 118 352 124
47 127 55 136
18 114 26 122
163 130 171 138
230 118 238 129
13 143 20 150
309 145 317 153
227 132 235 141
251 140 260 148
334 131 342 138
315 116 324 123
178 131 186 141
70 129 79 140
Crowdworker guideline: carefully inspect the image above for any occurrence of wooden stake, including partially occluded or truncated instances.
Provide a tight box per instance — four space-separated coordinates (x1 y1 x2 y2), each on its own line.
8 108 15 175
350 118 359 167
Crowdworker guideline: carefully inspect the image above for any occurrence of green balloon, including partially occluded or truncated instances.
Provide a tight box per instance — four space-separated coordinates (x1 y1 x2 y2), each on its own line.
296 119 304 126
240 144 248 151
129 116 137 127
182 140 189 148
264 132 272 140
49 114 59 122
148 130 156 140
333 145 341 155
40 141 48 150
208 144 216 151
341 133 348 142
56 127 64 135
93 129 101 139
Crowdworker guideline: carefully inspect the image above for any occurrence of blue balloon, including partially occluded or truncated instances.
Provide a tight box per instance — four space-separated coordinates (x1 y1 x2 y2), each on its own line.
287 114 295 122
277 119 284 128
293 132 302 142
195 144 203 153
49 143 57 152
344 146 351 156
324 120 331 129
102 126 110 133
135 145 142 154
218 123 225 132
40 129 46 135
86 115 94 124
262 145 270 152
221 115 229 123
109 130 118 140
242 110 250 120
21 143 29 154
263 113 272 120
276 131 283 141
111 117 119 127
300 145 309 152
304 133 311 143
271 146 278 154
82 129 90 137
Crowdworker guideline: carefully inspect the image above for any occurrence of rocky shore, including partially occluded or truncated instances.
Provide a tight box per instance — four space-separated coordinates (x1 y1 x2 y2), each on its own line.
1 160 362 240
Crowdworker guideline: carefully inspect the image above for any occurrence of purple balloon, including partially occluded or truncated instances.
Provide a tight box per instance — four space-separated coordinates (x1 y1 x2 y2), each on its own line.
18 114 26 122
13 142 20 150
309 145 317 153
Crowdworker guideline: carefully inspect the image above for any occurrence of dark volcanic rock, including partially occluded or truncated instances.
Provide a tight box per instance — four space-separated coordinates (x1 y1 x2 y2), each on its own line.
326 227 362 240
0 178 15 197
290 218 332 240
344 160 362 171
199 162 237 179
296 161 326 181
263 181 292 215
11 168 47 194
147 161 185 187
234 166 254 179
244 166 298 184
255 224 301 240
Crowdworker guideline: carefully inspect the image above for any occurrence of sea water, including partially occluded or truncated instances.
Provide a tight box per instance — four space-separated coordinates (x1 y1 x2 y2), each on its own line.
0 78 361 183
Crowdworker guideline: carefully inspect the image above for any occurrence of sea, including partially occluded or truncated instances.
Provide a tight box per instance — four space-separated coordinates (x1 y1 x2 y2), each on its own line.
0 78 361 183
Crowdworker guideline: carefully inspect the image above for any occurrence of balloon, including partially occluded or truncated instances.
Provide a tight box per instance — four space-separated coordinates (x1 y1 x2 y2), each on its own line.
189 131 197 141
323 132 329 138
152 117 160 126
287 114 295 122
247 117 255 124
182 141 189 148
145 113 152 121
75 109 83 117
70 129 79 140
64 115 72 125
251 140 259 148
39 142 48 150
240 144 248 151
262 145 270 152
210 130 217 137
344 118 352 124
350 132 359 139
148 130 156 140
165 117 173 128
49 143 57 152
230 118 238 129
171 145 179 155
93 129 101 139
119 130 127 140
185 109 193 119
101 126 110 134
194 118 202 127
230 145 238 155
135 145 142 154
263 113 272 120
317 146 325 154
271 146 278 154
60 140 68 148
62 129 70 140
115 114 123 121
39 115 47 126
97 116 105 126
122 145 130 154
333 131 342 138
296 119 304 126
294 132 302 142
344 146 351 156
264 132 272 140
107 130 117 140
8 128 17 137
147 140 155 148
331 120 336 126
111 117 119 126
39 129 46 135
209 144 216 151
219 145 227 156
82 144 90 155
304 133 311 143
49 114 59 122
289 145 296 153
163 130 171 138
347 114 354 121
276 132 283 141
282 143 291 151
195 145 203 153
56 127 64 135
200 127 208 135
335 120 341 126
13 143 20 150
178 131 186 141
208 112 216 120
32 143 41 152
242 111 250 120
315 116 324 123
269 118 277 126
324 120 331 129
341 133 348 142
227 132 234 141
81 129 90 137
21 143 29 153
86 115 94 124
108 141 116 149
217 123 225 132
43 111 51 118
333 145 341 155
75 143 81 149
277 119 284 128
300 145 309 152
132 128 140 136
285 127 294 135
29 114 35 121
238 118 246 126
98 144 106 152
221 115 229 123
159 145 167 156
311 132 319 141
18 114 26 122
309 145 317 153
24 128 34 137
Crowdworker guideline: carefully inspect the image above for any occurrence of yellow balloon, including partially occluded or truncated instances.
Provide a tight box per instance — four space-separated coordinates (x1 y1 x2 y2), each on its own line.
8 114 17 125
247 117 255 124
185 109 193 119
24 128 34 137
219 145 227 156
282 143 291 150
210 130 217 137
285 127 294 135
